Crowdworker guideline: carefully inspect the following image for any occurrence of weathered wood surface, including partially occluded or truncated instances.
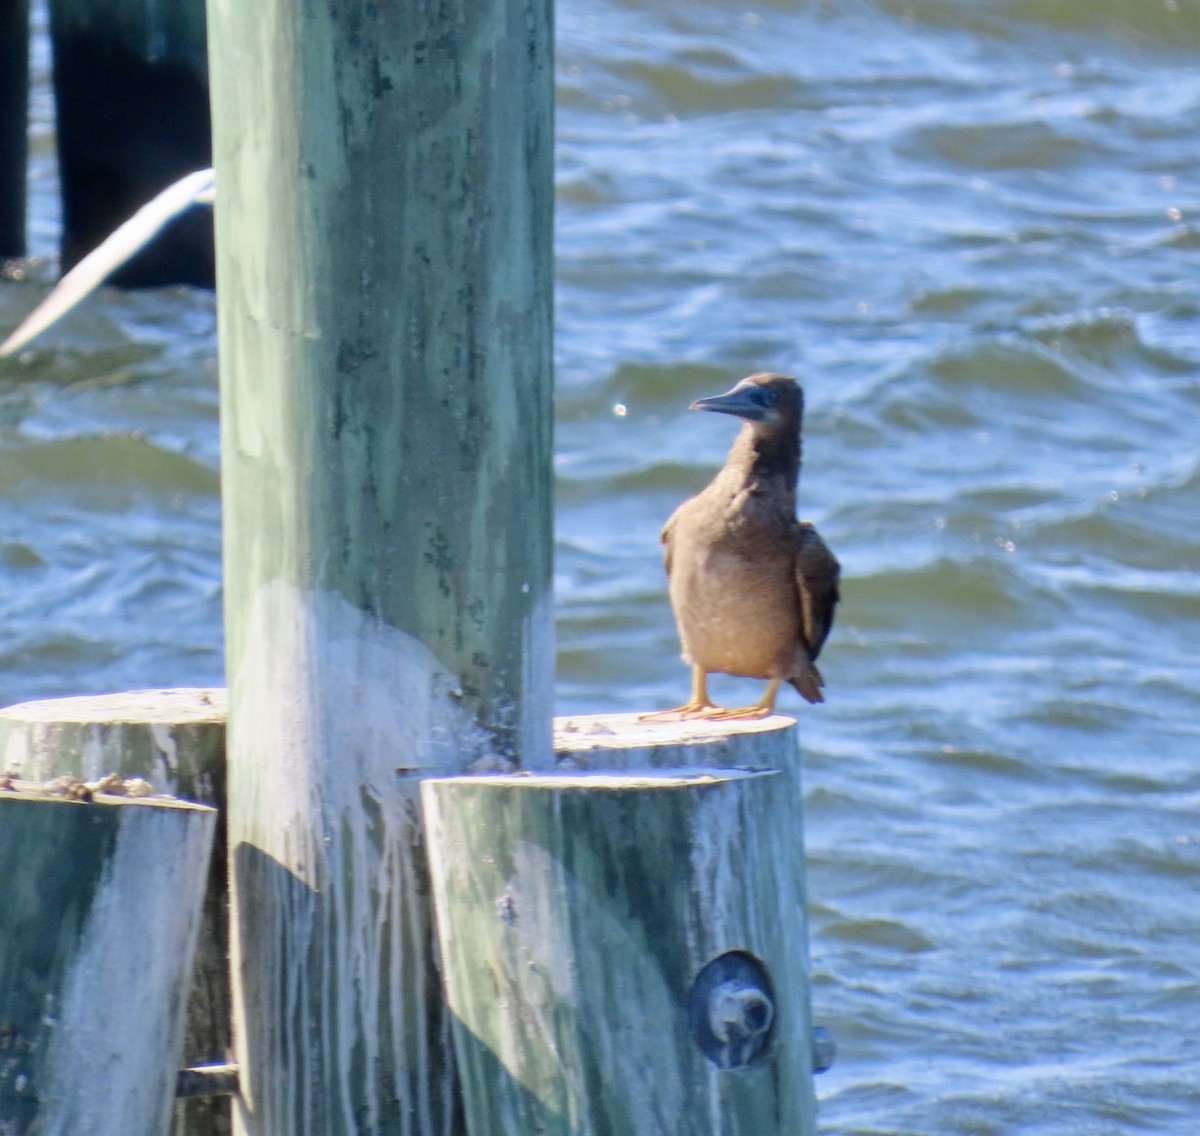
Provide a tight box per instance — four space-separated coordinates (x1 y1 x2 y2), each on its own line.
0 0 28 257
0 689 231 1136
555 711 800 774
206 0 554 1130
0 688 227 785
0 783 215 1136
47 0 212 285
423 755 818 1136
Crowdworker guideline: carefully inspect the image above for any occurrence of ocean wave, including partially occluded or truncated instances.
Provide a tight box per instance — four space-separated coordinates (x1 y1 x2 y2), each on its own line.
908 117 1106 172
0 433 219 501
875 0 1200 50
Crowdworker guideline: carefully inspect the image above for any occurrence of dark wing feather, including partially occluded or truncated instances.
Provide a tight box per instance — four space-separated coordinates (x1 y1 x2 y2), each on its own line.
793 521 840 660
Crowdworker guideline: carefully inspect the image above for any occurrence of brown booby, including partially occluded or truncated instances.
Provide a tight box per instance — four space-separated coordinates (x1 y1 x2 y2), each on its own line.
644 372 840 720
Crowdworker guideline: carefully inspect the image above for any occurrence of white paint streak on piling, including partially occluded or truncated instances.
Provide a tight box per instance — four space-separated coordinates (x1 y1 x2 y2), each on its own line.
228 583 478 1133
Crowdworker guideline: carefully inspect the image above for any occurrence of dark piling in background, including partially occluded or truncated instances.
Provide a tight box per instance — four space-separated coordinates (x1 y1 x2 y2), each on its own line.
0 0 29 258
48 0 213 286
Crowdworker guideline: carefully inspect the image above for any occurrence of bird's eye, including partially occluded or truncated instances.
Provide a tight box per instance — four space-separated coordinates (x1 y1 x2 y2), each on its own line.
761 387 778 405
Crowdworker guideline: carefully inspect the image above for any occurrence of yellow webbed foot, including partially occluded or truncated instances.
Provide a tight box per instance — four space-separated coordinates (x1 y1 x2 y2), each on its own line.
701 703 776 722
696 677 781 722
640 700 722 722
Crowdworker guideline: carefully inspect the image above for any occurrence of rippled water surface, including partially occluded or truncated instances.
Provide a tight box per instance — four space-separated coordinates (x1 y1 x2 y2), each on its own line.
3 1 1199 1132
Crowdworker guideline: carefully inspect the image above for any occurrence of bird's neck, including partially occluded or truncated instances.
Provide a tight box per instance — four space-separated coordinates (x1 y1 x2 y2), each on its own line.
726 424 800 497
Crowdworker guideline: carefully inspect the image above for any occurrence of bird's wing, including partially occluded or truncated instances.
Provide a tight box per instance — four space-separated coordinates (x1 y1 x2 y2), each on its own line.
661 508 679 578
793 520 840 659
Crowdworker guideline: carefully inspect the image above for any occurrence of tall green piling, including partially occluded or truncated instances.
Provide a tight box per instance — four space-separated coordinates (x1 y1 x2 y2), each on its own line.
205 0 554 1133
0 0 28 257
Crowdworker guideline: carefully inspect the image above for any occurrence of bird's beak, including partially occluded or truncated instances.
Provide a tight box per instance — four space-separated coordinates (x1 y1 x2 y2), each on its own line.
690 384 772 422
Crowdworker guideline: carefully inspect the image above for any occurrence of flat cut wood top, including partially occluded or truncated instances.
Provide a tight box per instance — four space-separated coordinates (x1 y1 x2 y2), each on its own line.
553 711 797 771
0 688 227 725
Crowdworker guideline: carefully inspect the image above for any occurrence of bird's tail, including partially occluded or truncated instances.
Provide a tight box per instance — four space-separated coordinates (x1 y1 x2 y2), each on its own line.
788 661 825 704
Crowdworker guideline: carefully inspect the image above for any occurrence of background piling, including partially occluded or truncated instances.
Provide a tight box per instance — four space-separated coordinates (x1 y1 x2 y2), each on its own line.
0 0 28 257
47 0 212 285
205 0 554 1131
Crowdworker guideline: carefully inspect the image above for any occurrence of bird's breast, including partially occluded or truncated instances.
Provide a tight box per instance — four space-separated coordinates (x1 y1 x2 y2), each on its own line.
668 519 799 680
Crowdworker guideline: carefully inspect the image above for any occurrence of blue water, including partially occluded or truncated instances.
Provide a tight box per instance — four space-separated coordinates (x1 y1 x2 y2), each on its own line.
2 1 1199 1131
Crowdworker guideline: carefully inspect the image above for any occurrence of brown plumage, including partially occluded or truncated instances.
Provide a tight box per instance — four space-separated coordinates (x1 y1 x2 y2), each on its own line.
644 372 840 720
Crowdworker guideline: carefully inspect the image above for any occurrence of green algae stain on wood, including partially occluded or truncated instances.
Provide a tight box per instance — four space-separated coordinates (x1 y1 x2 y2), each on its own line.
424 764 818 1136
207 0 554 1132
0 791 215 1136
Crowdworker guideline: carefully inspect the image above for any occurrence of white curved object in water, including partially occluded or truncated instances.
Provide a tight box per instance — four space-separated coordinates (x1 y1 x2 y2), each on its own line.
0 167 216 358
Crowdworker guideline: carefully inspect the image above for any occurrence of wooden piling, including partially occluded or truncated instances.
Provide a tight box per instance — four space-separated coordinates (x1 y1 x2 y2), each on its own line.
554 711 803 777
0 780 215 1136
205 0 554 1131
0 0 28 257
423 716 818 1136
47 0 212 285
0 689 231 1136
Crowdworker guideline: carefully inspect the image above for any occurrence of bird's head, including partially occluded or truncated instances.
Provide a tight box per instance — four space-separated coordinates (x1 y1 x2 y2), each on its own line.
689 373 803 435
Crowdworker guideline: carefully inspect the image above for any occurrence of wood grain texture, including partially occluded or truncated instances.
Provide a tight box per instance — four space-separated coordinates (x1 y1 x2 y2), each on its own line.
0 789 215 1136
206 0 553 1132
0 689 231 1136
423 764 817 1136
555 711 800 773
